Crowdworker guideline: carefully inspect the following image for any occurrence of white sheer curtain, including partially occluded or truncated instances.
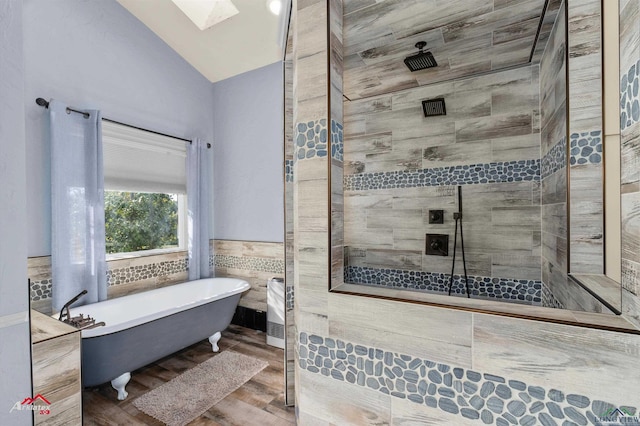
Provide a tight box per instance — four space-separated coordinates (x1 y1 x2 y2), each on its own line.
187 138 212 280
50 99 107 312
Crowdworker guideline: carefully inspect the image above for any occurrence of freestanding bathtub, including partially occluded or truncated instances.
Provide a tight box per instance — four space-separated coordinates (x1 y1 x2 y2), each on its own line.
61 277 249 400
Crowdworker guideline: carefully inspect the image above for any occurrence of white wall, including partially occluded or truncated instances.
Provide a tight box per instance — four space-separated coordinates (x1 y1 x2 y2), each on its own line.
0 0 33 423
23 0 215 256
212 62 284 243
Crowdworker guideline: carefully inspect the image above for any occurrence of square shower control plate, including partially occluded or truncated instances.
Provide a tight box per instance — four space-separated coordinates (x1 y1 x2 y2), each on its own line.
426 234 449 256
428 209 444 224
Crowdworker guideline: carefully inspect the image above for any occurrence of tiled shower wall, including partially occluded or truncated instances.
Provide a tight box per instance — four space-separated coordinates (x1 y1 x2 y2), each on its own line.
343 66 545 304
567 0 604 275
540 0 611 313
539 1 568 310
620 0 640 329
293 0 640 424
28 239 285 314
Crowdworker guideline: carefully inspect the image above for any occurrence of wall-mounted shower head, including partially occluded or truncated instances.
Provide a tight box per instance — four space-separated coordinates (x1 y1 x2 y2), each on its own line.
404 41 438 72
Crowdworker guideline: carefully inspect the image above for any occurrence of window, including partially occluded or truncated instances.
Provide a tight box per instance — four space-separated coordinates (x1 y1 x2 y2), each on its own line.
102 120 188 256
104 191 186 254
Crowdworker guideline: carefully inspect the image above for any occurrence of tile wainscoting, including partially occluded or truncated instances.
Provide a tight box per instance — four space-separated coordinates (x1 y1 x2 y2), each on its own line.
28 250 194 314
28 239 285 314
212 240 285 313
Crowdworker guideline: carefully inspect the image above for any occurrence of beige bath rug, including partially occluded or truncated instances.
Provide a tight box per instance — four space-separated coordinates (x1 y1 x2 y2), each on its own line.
133 351 268 426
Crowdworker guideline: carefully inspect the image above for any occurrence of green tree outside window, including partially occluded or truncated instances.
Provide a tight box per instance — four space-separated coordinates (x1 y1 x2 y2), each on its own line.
104 191 178 254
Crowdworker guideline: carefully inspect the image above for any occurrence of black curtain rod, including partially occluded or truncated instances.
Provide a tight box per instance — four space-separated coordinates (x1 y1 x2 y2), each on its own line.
35 98 211 148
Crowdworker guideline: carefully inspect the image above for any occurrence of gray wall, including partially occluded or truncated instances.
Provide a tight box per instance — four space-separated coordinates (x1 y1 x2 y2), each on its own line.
211 62 284 243
0 1 33 424
23 0 215 256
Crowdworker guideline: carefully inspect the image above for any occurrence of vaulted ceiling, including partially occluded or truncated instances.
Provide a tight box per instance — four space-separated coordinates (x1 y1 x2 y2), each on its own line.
344 0 562 100
117 0 286 83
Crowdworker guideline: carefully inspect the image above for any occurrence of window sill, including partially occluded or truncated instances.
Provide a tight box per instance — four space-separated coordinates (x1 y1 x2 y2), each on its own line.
106 247 187 261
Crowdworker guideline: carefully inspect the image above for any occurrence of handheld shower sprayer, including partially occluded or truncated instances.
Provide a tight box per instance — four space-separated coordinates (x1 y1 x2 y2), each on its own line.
448 186 470 297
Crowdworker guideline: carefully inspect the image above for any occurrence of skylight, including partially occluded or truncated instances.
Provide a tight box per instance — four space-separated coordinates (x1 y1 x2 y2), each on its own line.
171 0 239 31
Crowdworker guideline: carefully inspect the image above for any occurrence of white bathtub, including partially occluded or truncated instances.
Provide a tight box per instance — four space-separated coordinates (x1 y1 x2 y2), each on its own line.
61 277 249 400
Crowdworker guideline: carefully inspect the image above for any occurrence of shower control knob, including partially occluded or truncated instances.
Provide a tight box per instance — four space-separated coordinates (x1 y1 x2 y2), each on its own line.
428 209 444 224
430 240 442 250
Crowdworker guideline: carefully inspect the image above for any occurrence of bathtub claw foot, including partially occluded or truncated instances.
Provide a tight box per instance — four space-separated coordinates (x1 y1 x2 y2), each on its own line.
209 332 222 352
111 372 131 400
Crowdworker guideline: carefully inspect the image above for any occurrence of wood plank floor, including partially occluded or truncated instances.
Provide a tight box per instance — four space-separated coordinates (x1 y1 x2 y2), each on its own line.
83 325 295 425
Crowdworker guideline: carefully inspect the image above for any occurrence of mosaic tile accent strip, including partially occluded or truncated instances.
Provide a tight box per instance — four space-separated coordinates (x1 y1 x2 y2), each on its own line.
298 332 638 426
570 131 602 166
295 119 328 161
107 258 188 286
331 119 343 162
286 283 294 310
344 160 540 191
345 266 542 305
30 279 52 301
285 159 294 183
541 282 564 310
541 137 566 179
621 60 640 131
214 254 285 274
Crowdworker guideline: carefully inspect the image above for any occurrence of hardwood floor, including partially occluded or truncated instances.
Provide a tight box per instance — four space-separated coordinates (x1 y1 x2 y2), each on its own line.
83 325 295 425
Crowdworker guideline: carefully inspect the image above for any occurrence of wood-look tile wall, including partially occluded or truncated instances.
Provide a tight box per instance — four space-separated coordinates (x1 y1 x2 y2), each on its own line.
539 1 569 308
293 0 640 423
567 0 604 274
28 250 191 315
28 239 285 315
620 0 640 329
213 240 285 313
31 311 82 426
343 66 542 284
343 0 548 100
284 19 296 405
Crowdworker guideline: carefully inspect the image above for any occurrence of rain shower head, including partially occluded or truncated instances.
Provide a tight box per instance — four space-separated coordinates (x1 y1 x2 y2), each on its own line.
422 98 446 117
404 41 438 72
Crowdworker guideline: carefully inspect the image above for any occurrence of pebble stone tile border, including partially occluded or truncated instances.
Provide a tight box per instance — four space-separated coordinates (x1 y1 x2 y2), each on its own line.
286 284 294 310
285 159 294 182
541 137 566 179
621 60 640 131
30 279 52 301
541 283 564 310
569 131 602 166
295 119 328 160
298 332 638 426
344 160 540 191
331 119 344 162
107 258 188 286
294 119 343 162
345 266 542 305
31 257 194 301
214 254 285 274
